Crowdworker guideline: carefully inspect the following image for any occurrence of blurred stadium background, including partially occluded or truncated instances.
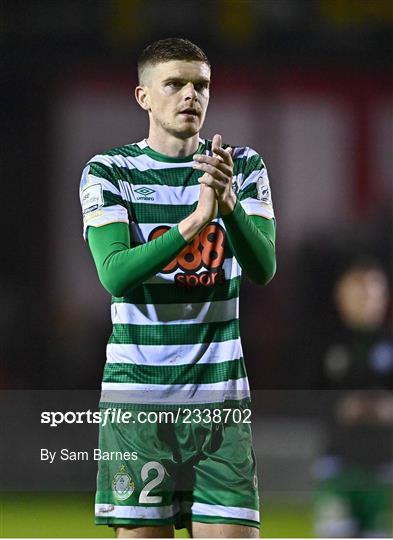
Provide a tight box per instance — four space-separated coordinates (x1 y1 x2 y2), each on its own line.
0 0 392 537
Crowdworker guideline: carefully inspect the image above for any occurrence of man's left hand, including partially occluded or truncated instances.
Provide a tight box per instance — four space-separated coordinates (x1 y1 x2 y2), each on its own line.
193 133 237 215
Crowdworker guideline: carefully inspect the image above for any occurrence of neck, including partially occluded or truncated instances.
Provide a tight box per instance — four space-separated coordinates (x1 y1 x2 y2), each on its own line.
146 126 200 158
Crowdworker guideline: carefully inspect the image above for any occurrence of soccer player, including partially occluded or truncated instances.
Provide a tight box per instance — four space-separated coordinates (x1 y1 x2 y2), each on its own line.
79 38 276 538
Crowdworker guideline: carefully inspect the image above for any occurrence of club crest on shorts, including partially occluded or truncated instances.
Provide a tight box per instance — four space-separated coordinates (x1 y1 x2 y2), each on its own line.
112 464 135 501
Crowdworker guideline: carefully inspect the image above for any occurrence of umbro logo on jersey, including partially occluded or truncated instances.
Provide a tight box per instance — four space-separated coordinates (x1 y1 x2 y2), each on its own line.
134 186 156 201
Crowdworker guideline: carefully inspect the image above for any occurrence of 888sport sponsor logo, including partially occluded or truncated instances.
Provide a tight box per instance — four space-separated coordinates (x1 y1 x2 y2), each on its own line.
148 223 226 289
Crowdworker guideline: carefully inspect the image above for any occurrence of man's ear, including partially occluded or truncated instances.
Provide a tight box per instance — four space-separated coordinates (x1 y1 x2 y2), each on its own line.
135 85 150 111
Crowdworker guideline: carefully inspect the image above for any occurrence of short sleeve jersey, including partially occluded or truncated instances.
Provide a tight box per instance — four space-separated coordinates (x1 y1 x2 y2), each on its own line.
79 138 274 409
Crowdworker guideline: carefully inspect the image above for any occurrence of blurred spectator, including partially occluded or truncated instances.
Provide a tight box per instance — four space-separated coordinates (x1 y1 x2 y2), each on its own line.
310 259 392 537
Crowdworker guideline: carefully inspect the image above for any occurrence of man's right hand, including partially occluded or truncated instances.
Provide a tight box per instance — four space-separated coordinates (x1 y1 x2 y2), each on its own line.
178 183 218 243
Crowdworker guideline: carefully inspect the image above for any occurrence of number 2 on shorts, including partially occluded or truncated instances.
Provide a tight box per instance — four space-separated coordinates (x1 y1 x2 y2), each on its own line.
139 461 165 504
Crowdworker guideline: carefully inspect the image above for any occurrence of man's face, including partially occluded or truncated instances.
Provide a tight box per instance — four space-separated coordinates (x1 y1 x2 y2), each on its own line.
139 60 211 139
335 267 389 330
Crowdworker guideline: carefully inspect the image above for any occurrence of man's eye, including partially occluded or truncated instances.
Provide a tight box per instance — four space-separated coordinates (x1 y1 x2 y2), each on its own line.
195 82 210 92
167 81 181 88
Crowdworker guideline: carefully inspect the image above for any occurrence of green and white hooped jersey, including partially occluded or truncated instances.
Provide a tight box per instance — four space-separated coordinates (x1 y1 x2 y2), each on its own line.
80 138 274 409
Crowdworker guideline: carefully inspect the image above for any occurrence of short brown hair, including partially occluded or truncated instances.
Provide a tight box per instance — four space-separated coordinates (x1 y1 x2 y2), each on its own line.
138 37 210 83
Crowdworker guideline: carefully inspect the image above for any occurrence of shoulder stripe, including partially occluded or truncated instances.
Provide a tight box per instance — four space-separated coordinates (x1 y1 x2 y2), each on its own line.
90 153 195 172
84 175 121 195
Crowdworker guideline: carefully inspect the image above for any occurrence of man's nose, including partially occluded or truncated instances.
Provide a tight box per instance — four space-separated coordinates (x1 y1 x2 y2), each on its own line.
183 82 197 100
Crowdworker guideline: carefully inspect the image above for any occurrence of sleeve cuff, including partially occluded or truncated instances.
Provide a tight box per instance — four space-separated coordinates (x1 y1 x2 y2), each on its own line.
220 197 244 225
170 224 189 250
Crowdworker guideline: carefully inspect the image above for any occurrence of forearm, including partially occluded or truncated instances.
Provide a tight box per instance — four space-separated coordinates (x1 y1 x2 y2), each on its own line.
178 211 210 242
87 206 213 297
88 222 187 297
221 200 276 285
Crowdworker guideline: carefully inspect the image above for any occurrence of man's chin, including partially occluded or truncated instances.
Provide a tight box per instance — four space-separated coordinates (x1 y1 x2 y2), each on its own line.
169 125 200 140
